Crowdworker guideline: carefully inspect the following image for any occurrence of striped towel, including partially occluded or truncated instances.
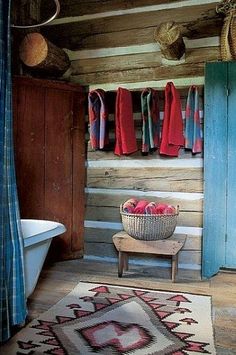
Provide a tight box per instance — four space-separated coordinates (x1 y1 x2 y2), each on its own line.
155 203 168 214
185 85 202 154
160 82 185 156
88 89 109 150
141 88 160 153
123 198 138 213
145 202 158 215
114 87 137 156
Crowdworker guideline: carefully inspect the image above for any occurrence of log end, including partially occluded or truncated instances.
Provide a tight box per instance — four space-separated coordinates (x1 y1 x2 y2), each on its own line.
19 32 71 76
154 22 186 61
19 33 48 67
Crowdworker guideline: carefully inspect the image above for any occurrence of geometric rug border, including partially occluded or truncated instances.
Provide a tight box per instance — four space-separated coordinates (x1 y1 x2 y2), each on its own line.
78 280 213 300
0 281 216 355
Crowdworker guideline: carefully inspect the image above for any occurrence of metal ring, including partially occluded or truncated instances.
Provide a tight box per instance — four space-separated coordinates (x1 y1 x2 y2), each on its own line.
11 0 60 28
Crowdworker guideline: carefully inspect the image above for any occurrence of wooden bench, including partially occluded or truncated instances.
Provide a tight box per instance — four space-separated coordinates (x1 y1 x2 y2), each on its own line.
112 231 186 282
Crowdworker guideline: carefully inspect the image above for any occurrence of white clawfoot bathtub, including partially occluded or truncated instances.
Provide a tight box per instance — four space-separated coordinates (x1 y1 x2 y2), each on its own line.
21 219 66 298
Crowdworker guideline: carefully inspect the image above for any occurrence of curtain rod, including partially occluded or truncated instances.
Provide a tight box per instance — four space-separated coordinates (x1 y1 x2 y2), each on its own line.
11 0 60 28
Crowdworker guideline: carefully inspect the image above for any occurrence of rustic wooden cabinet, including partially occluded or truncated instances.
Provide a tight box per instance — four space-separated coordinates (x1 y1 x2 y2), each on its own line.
13 76 85 261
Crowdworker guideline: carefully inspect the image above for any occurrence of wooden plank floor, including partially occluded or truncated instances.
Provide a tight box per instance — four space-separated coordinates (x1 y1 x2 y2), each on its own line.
27 259 236 354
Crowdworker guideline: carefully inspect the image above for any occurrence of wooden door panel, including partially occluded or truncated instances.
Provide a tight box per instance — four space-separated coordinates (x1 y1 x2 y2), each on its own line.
71 92 85 254
203 62 228 278
44 88 74 260
13 77 85 261
226 62 236 267
13 82 45 219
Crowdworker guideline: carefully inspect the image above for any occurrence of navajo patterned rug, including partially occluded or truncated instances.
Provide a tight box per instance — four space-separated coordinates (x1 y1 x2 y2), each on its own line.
2 282 215 354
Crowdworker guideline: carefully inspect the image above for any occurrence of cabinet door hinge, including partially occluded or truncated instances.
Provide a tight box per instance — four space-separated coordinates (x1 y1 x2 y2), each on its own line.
225 233 228 242
226 88 230 96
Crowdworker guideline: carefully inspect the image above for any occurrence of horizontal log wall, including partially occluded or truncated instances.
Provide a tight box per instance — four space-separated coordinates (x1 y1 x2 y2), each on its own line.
42 0 222 277
42 0 221 86
85 156 203 274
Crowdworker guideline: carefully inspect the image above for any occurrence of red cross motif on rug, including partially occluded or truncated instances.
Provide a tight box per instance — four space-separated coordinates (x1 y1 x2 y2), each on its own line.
80 320 152 352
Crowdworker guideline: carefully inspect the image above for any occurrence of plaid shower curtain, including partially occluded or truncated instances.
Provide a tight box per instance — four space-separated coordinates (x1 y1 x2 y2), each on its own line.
0 1 27 342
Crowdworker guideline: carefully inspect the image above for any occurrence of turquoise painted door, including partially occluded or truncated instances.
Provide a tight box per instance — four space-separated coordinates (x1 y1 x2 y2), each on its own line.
225 62 236 268
203 62 228 278
203 62 236 278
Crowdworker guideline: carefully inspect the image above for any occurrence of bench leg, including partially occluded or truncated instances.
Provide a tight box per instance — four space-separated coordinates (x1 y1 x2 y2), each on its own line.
124 253 129 271
118 251 126 277
171 255 178 282
176 254 179 274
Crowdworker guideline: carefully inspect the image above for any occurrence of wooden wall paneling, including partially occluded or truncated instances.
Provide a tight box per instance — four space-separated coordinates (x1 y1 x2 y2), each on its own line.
71 57 214 86
42 3 221 50
71 51 162 75
85 205 202 227
84 227 201 251
173 234 201 251
42 0 183 19
71 91 86 254
86 191 203 212
86 167 203 192
87 147 203 161
84 242 202 268
88 77 205 92
179 250 201 266
70 47 220 77
13 80 45 219
44 88 74 260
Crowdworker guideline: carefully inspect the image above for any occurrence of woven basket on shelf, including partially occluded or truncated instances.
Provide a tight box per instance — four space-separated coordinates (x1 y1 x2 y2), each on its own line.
120 205 179 241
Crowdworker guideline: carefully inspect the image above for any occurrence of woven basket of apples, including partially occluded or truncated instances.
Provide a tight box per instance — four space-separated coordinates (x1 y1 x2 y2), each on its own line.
120 199 179 241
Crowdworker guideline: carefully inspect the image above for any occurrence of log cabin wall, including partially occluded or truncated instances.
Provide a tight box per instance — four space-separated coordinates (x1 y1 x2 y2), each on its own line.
40 0 222 278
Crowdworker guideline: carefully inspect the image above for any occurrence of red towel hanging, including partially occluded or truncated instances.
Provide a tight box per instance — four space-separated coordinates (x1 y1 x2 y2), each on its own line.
114 87 137 156
160 82 184 156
